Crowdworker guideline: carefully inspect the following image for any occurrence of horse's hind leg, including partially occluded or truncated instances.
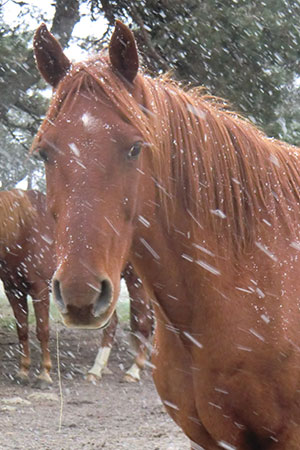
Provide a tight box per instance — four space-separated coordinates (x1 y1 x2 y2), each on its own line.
5 288 30 382
123 263 153 382
31 285 52 384
86 311 118 382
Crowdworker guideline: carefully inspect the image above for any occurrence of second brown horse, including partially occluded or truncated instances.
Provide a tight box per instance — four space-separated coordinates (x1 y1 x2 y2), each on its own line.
0 189 54 383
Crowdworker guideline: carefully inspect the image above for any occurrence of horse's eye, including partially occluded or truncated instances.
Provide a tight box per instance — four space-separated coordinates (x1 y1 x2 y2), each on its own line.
127 142 143 160
34 148 49 163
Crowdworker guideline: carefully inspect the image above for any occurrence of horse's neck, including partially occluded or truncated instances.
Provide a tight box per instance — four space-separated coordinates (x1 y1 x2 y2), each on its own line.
133 200 205 330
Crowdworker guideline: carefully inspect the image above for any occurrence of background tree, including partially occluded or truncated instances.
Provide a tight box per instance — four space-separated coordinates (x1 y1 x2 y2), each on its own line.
0 0 80 189
90 0 300 143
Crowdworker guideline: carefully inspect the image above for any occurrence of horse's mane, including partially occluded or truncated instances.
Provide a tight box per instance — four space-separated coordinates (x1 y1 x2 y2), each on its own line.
33 53 300 256
0 189 37 250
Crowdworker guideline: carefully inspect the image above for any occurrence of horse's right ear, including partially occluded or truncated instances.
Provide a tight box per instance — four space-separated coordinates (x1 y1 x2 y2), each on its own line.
34 23 71 87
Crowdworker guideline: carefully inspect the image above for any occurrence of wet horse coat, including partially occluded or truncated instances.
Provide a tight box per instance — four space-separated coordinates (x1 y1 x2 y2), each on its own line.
33 22 300 449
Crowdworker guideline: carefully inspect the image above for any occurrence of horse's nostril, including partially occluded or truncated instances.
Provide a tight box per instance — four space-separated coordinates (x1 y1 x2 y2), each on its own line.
92 278 113 317
53 279 67 314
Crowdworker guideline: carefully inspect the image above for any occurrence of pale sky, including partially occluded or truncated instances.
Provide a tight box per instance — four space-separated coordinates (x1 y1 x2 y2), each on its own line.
2 0 108 60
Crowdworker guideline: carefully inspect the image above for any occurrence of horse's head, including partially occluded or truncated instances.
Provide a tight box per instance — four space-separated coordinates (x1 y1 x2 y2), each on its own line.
33 22 148 328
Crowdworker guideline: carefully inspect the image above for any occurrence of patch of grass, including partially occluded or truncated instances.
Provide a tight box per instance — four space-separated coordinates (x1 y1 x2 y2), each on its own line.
0 291 17 330
0 293 37 330
116 279 130 323
0 289 62 330
0 314 16 331
49 294 63 324
116 297 130 323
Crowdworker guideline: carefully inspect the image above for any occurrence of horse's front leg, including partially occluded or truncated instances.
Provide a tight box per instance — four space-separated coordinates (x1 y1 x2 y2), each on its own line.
86 310 118 382
123 263 153 382
31 283 52 384
5 288 31 382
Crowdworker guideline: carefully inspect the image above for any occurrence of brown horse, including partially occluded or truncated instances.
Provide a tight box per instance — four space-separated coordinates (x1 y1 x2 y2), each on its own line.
0 189 54 383
33 22 300 449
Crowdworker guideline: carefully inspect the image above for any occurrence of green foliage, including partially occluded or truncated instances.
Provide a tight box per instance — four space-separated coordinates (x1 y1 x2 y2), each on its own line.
116 296 130 323
0 0 80 190
0 19 47 189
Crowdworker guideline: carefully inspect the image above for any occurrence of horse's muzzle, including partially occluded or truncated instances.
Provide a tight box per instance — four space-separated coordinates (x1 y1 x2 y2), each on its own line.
52 274 114 329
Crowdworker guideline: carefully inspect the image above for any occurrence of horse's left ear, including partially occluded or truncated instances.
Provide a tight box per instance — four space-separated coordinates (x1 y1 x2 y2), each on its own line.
34 23 71 87
109 20 139 84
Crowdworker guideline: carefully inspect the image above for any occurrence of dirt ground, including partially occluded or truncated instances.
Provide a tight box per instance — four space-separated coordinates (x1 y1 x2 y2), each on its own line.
0 319 189 449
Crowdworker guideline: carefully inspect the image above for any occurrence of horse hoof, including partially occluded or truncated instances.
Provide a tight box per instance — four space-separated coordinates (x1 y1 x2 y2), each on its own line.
123 373 140 383
86 373 101 383
123 363 141 382
37 372 53 384
33 372 53 390
15 371 30 385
